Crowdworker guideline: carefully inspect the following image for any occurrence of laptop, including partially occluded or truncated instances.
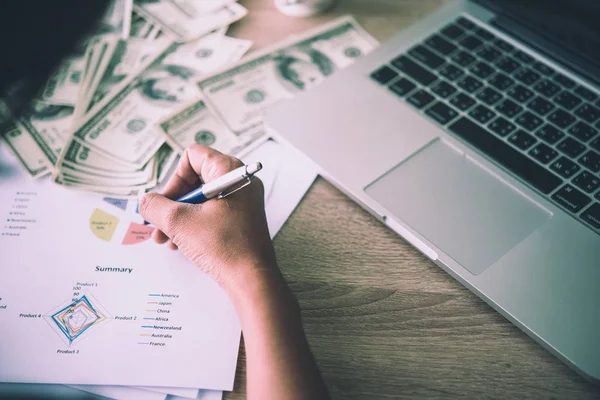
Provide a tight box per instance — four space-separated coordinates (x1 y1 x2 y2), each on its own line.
266 0 600 382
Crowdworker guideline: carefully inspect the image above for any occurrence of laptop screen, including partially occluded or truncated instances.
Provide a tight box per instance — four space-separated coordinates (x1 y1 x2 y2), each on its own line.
480 0 600 69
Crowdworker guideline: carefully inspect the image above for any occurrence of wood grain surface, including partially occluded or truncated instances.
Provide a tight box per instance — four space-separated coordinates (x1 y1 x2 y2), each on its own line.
225 1 600 398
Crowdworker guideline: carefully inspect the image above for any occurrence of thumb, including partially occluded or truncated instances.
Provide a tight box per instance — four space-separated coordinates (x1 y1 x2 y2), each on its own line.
138 192 193 238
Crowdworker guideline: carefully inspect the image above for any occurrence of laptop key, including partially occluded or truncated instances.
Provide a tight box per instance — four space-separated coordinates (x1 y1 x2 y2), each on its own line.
370 66 399 85
555 91 582 110
574 104 600 123
496 99 523 118
533 79 561 98
456 17 475 29
552 184 591 213
424 34 457 56
477 46 502 62
431 80 457 98
496 57 520 74
438 63 464 81
557 137 586 158
547 109 576 128
458 35 484 51
457 75 483 93
469 104 496 124
568 122 597 142
509 130 538 150
532 61 554 77
469 61 495 79
579 150 600 172
536 124 565 144
425 102 459 125
488 73 515 91
441 23 465 40
407 90 435 109
514 68 541 85
554 73 576 89
550 156 581 178
515 111 543 131
507 85 534 103
449 92 476 111
391 56 438 86
529 143 558 164
527 97 554 116
574 86 598 102
581 203 600 229
493 38 514 52
451 50 476 67
408 45 445 69
476 87 503 105
448 117 563 194
573 171 600 194
513 50 534 64
489 117 517 137
591 136 600 152
474 27 495 41
388 78 416 97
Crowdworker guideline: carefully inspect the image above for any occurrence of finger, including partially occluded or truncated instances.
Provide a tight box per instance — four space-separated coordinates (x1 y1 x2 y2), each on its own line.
167 241 178 251
151 228 169 244
160 151 202 200
187 144 244 183
138 192 193 238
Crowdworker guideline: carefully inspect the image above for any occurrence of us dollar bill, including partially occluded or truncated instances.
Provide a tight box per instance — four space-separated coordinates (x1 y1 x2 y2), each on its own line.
68 31 251 169
98 0 133 39
60 141 152 178
157 96 240 154
196 16 379 142
130 10 161 40
16 101 74 166
134 1 247 42
84 37 161 116
40 56 85 106
73 37 115 123
1 123 51 178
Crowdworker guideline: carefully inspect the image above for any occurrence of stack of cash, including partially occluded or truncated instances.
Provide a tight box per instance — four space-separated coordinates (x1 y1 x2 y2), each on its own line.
2 0 250 198
2 0 379 200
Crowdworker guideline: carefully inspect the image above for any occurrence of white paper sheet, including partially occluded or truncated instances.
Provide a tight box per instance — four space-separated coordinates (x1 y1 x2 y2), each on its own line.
69 385 167 400
240 139 317 236
0 150 241 389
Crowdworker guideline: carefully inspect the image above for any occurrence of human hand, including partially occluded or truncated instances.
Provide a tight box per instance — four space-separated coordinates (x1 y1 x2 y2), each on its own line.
138 145 279 293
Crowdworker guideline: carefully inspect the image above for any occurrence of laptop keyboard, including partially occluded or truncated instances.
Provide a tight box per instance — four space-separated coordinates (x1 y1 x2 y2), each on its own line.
369 16 600 234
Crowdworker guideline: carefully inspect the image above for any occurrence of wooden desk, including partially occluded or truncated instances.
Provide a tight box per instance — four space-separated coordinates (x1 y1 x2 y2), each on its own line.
227 1 600 398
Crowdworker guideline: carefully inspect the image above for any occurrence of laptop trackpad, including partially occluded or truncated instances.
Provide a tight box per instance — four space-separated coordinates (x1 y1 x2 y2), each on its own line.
365 140 551 275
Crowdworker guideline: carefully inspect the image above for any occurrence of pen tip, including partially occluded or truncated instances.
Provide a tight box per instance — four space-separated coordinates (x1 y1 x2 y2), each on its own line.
246 162 262 175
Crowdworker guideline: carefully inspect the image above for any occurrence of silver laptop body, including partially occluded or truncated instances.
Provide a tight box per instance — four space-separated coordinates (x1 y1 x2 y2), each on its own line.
267 0 600 382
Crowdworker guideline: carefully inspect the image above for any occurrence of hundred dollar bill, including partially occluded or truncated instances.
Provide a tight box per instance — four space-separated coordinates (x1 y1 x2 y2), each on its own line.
1 124 51 178
134 1 247 42
157 96 240 155
197 16 378 142
130 10 161 40
60 141 152 178
55 144 174 198
69 31 251 169
40 56 85 106
84 37 161 115
98 0 133 39
156 143 177 183
16 101 74 166
73 36 115 123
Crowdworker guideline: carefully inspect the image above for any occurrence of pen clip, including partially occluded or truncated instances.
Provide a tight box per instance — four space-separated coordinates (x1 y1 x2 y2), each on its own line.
217 177 253 199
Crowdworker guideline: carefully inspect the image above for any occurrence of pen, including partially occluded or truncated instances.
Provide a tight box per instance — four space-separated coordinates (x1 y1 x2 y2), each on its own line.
143 162 262 224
